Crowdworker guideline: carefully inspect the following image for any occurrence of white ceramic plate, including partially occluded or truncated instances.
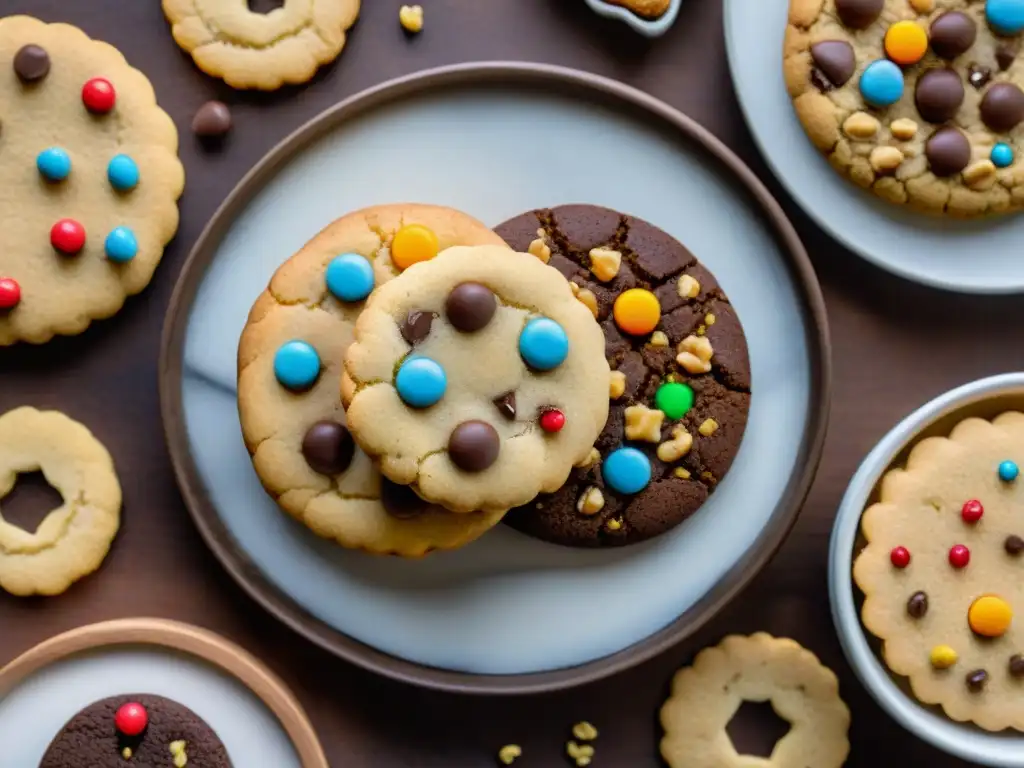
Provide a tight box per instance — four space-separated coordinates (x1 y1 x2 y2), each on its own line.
724 0 1024 294
162 63 829 691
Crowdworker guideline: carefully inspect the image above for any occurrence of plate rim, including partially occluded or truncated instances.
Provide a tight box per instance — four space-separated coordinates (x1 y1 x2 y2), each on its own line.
0 618 328 767
158 60 833 695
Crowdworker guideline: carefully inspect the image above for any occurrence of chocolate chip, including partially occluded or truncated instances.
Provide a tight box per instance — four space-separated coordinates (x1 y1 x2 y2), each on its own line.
835 0 883 29
997 41 1020 71
13 44 49 82
925 127 972 177
400 310 435 344
1010 655 1024 678
810 41 856 89
445 282 496 332
915 68 965 124
981 82 1024 132
380 478 434 518
810 68 834 93
493 391 516 420
966 669 989 692
969 63 992 89
906 591 929 618
301 421 354 476
192 100 232 139
1006 534 1024 555
929 12 977 60
448 420 500 472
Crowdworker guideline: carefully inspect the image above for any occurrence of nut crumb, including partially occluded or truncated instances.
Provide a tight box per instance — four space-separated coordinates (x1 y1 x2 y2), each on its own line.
677 334 713 374
573 721 599 741
576 486 605 516
698 418 719 437
589 248 622 281
122 747 132 759
673 467 691 479
657 427 693 463
609 370 626 399
575 287 599 317
604 517 622 532
576 447 600 469
528 236 551 263
842 111 880 140
696 324 706 336
625 404 665 443
169 740 188 767
498 744 522 765
909 0 933 11
566 741 596 766
890 117 918 141
704 312 716 326
399 4 424 32
649 330 669 347
701 470 715 482
677 274 700 299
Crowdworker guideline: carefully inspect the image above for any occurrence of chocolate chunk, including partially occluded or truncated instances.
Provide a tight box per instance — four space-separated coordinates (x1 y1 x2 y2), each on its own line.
301 421 354 475
192 100 232 138
966 669 989 692
1010 655 1024 678
981 82 1024 132
493 391 516 420
810 41 856 89
906 591 929 618
445 282 496 332
835 0 883 29
13 44 49 82
1005 534 1024 554
969 63 992 89
400 310 435 344
925 127 972 176
811 68 835 93
448 421 500 472
380 478 434 518
915 68 965 124
929 12 977 60
997 41 1020 71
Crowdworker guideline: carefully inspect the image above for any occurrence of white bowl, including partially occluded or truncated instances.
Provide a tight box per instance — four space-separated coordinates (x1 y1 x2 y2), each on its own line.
583 0 681 37
829 372 1024 767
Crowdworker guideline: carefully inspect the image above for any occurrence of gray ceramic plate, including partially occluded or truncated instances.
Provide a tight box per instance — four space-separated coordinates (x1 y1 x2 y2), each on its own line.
160 62 831 694
724 0 1024 294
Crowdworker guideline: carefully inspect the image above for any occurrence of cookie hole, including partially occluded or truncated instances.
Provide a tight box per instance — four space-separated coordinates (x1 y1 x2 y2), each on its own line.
725 700 791 759
1 471 63 534
247 0 285 12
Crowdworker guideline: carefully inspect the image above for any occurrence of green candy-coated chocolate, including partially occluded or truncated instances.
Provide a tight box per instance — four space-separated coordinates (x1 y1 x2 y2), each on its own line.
655 382 694 420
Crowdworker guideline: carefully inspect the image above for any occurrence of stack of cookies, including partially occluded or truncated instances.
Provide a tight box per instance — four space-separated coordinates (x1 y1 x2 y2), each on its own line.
237 203 751 557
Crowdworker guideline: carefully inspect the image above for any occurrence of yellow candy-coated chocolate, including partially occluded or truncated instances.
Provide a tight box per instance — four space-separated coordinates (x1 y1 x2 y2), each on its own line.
930 644 959 669
391 224 439 270
969 595 1013 637
885 21 929 66
613 288 661 336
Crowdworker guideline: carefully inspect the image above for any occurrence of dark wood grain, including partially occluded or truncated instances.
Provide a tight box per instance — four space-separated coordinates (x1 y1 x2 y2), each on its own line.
0 0 1013 765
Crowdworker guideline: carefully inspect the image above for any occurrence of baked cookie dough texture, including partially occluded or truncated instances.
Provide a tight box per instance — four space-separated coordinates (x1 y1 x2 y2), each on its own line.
0 16 184 345
785 0 1024 217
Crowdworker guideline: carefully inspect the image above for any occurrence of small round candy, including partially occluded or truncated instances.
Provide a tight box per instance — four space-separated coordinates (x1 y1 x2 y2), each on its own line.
655 382 694 420
969 595 1013 637
539 409 566 433
104 226 138 263
446 282 497 332
325 253 374 302
884 20 929 66
36 147 71 182
0 278 20 310
890 546 911 568
395 356 447 408
859 59 905 107
1000 460 1020 482
391 224 439 270
448 420 500 472
107 154 140 191
930 644 959 669
273 340 321 392
302 421 355 476
987 0 1024 35
949 544 971 568
82 77 116 113
519 317 569 371
50 219 85 255
961 499 984 523
602 447 652 495
992 142 1015 168
613 288 660 336
114 702 148 736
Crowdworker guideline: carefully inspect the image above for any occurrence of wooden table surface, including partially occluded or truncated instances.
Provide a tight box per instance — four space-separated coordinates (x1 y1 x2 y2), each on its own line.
2 0 1019 765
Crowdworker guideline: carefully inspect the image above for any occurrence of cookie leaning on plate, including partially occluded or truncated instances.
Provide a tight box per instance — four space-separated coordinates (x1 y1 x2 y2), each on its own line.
784 0 1024 217
238 204 509 557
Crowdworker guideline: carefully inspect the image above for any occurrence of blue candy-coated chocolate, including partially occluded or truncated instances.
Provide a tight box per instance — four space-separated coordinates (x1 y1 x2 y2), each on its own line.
104 226 138 263
518 317 569 371
992 142 1015 168
395 356 447 408
325 253 374 302
36 147 71 182
999 460 1020 482
274 340 321 392
987 0 1024 35
602 447 652 495
859 60 904 108
107 154 139 191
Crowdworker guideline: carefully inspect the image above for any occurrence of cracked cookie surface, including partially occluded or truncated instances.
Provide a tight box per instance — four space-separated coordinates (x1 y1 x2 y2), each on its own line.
341 245 611 514
495 205 751 548
237 204 508 557
785 0 1024 217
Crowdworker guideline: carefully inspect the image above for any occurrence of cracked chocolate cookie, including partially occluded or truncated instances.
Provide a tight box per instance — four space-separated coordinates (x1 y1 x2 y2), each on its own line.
39 694 231 767
785 0 1024 217
494 205 751 548
238 204 508 557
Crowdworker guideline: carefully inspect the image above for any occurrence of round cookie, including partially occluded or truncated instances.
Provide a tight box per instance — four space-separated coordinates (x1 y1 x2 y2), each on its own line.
238 204 509 557
784 0 1024 217
0 16 184 345
162 0 360 90
39 694 231 767
494 205 751 547
341 246 611 514
854 411 1024 732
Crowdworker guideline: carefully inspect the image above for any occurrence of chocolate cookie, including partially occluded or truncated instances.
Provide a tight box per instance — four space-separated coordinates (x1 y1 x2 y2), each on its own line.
494 205 751 548
39 694 231 767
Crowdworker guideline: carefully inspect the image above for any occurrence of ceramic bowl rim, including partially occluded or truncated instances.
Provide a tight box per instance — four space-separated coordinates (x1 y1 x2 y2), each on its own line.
582 0 682 37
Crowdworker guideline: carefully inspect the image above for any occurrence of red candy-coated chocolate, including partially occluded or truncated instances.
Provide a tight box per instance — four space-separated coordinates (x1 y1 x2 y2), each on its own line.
50 219 85 254
539 409 566 433
890 546 911 568
82 77 116 113
949 544 971 569
962 499 984 523
114 702 148 736
0 278 20 310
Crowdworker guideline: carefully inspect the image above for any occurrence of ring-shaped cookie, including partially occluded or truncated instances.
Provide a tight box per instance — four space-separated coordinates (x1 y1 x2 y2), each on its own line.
0 407 121 596
660 633 851 768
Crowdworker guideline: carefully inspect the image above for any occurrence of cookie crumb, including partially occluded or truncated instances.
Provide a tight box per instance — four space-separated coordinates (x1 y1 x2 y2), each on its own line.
589 248 622 281
677 274 700 299
649 330 670 347
576 487 605 516
572 721 599 741
498 744 522 765
609 370 627 400
625 404 665 443
698 418 719 437
399 4 424 33
528 235 552 263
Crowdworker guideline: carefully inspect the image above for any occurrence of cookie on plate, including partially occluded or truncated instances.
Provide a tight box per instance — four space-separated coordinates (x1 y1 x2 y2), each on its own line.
785 0 1024 217
0 16 184 345
39 694 231 767
238 204 509 557
341 245 611 514
494 205 751 547
854 411 1024 731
